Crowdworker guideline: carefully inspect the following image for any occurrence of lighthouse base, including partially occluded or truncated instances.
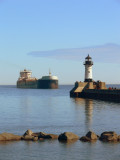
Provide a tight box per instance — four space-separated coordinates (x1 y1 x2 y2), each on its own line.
84 79 93 82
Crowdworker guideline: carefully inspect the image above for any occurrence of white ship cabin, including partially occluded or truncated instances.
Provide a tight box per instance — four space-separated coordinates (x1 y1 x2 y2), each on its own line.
19 69 36 80
41 70 58 80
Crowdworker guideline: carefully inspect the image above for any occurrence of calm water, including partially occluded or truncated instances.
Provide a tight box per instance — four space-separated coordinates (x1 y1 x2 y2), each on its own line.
0 85 120 160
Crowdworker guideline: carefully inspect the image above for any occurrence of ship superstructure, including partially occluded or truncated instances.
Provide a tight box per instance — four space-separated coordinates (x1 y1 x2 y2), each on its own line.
18 69 36 81
17 69 38 88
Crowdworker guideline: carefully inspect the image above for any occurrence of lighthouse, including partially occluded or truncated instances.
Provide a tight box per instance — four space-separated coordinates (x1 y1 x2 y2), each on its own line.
84 54 93 82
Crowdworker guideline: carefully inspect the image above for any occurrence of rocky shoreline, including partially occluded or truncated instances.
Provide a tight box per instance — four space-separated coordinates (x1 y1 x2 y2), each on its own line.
0 130 120 143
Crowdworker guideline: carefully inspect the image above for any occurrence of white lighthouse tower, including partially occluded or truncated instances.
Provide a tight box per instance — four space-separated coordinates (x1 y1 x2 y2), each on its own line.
84 54 93 82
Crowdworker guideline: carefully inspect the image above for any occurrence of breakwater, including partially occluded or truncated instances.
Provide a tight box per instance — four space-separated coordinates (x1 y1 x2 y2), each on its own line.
70 81 120 102
1 129 120 143
70 88 120 102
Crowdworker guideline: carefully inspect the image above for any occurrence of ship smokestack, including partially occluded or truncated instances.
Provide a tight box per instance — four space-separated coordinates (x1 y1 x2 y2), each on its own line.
49 69 51 76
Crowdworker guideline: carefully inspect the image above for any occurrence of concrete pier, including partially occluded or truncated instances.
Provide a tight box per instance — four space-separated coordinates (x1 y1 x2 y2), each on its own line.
70 81 120 102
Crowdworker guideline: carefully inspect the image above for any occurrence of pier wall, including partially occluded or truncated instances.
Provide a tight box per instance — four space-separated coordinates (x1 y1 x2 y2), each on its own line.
70 89 120 102
70 81 120 102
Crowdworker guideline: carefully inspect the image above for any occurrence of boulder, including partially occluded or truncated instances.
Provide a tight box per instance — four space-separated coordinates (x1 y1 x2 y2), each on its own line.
39 138 44 141
22 131 58 140
21 135 34 141
118 135 120 141
32 132 58 139
31 132 40 137
80 136 91 142
99 131 118 142
80 131 98 142
86 131 98 140
0 132 21 141
58 132 79 141
23 129 33 136
33 137 38 141
45 134 58 139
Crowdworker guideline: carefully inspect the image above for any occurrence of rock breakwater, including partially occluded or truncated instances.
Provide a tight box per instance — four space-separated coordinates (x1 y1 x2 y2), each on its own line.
0 130 120 143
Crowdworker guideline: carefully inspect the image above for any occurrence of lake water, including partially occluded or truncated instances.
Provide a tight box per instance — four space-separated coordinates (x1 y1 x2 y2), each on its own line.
0 85 120 160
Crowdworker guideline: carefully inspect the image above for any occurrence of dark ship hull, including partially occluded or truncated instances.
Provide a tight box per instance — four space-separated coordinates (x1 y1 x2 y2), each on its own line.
17 79 38 89
37 79 58 89
17 79 58 89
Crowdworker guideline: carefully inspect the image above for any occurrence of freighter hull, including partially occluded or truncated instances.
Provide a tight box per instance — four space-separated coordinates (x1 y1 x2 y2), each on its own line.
17 80 38 89
37 79 58 89
17 79 58 89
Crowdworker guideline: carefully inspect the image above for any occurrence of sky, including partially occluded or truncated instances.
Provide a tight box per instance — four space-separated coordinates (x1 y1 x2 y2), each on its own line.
0 0 120 84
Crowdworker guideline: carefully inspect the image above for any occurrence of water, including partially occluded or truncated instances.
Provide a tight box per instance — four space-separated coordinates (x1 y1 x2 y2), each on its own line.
0 85 120 160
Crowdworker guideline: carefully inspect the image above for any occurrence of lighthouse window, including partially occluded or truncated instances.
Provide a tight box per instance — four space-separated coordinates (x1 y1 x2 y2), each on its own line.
88 71 90 73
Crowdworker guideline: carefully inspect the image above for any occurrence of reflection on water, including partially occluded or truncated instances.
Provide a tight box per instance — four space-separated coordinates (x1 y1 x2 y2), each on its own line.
59 139 78 147
0 141 19 146
72 98 93 131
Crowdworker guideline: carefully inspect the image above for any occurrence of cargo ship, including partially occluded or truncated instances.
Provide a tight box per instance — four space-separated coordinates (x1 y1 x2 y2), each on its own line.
70 55 120 102
17 69 58 89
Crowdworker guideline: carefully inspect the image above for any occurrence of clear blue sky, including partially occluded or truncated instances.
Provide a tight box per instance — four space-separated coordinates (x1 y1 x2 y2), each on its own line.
0 0 120 84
